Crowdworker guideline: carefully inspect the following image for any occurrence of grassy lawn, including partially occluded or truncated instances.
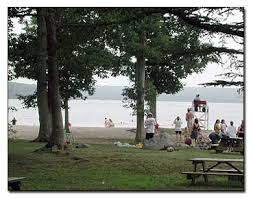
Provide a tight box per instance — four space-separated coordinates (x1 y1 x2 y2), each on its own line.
8 138 244 191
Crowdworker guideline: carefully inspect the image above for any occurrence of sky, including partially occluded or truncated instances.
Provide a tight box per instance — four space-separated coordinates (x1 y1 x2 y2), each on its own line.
13 62 225 87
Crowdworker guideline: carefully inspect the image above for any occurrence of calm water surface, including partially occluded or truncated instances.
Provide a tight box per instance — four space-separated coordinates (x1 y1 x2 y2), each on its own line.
8 99 244 130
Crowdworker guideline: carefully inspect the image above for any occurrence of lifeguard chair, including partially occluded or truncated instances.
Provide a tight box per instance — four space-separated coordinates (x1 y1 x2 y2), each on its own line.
191 100 209 130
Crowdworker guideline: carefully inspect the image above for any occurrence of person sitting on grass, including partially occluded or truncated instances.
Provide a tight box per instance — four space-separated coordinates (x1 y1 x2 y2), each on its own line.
173 116 183 142
191 118 200 147
145 112 156 140
209 131 221 144
184 135 192 146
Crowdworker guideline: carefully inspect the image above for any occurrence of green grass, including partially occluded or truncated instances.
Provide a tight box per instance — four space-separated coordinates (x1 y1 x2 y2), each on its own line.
8 138 244 191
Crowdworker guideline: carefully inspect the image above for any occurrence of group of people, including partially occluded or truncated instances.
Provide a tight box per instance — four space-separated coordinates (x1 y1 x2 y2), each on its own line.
104 118 115 128
173 110 200 146
173 108 245 147
209 119 244 144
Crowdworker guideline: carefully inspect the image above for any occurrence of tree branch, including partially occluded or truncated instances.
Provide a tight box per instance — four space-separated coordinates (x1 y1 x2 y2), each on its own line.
163 8 244 38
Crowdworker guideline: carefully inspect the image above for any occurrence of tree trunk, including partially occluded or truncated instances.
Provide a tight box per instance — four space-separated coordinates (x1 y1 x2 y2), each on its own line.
33 8 50 142
150 93 157 119
135 31 146 143
64 98 70 133
45 9 64 150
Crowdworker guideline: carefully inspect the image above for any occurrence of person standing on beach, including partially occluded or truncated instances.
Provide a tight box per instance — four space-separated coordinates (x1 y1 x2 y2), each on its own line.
191 118 200 147
144 113 156 140
174 116 183 142
11 117 17 125
186 108 194 135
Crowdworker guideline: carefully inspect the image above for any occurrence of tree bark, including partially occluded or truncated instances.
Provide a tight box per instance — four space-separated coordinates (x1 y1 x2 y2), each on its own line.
33 8 50 142
135 31 146 143
149 94 157 119
64 98 70 133
45 9 64 150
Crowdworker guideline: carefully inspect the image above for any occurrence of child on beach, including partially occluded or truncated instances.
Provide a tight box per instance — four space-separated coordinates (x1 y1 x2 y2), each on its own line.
173 116 183 142
191 118 200 147
184 135 192 146
155 123 160 135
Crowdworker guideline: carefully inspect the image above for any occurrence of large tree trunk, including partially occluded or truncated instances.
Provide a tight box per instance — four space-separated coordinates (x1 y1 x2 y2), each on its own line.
45 9 64 150
135 31 146 143
149 93 157 119
33 8 51 142
64 98 70 133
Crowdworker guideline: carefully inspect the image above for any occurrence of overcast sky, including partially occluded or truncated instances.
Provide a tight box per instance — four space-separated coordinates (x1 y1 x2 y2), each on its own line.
13 62 226 87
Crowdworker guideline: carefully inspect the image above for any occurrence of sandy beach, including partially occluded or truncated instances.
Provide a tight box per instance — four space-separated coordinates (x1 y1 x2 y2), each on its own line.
12 125 136 141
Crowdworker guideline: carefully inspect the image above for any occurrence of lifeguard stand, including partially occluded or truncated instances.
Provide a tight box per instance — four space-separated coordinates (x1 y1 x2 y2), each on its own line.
191 100 209 130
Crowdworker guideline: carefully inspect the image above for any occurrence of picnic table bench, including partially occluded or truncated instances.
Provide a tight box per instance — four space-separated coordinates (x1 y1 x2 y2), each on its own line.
8 177 26 191
182 158 244 184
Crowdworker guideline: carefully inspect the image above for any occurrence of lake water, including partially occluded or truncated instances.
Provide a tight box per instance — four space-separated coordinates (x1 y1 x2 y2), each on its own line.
8 99 244 130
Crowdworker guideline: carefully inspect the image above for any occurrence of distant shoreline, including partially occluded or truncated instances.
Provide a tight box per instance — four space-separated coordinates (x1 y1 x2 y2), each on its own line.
9 82 243 103
8 98 243 104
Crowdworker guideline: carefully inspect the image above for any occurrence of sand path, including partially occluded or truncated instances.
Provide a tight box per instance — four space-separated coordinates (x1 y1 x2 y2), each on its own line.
12 125 136 140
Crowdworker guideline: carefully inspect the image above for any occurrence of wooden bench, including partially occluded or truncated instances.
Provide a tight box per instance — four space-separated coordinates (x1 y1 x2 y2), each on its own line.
200 168 244 173
8 177 26 191
182 171 244 184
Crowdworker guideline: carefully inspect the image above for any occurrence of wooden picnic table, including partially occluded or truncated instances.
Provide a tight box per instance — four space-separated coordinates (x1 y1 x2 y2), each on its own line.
182 158 244 184
8 177 26 191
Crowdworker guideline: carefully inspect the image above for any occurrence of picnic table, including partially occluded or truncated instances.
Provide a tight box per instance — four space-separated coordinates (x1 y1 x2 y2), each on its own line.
212 137 244 154
182 158 244 184
8 177 26 191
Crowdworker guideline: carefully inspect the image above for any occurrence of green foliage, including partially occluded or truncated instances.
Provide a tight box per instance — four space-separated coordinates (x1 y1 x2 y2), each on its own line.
9 32 38 80
118 13 219 113
17 93 37 108
122 81 157 115
8 8 128 108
